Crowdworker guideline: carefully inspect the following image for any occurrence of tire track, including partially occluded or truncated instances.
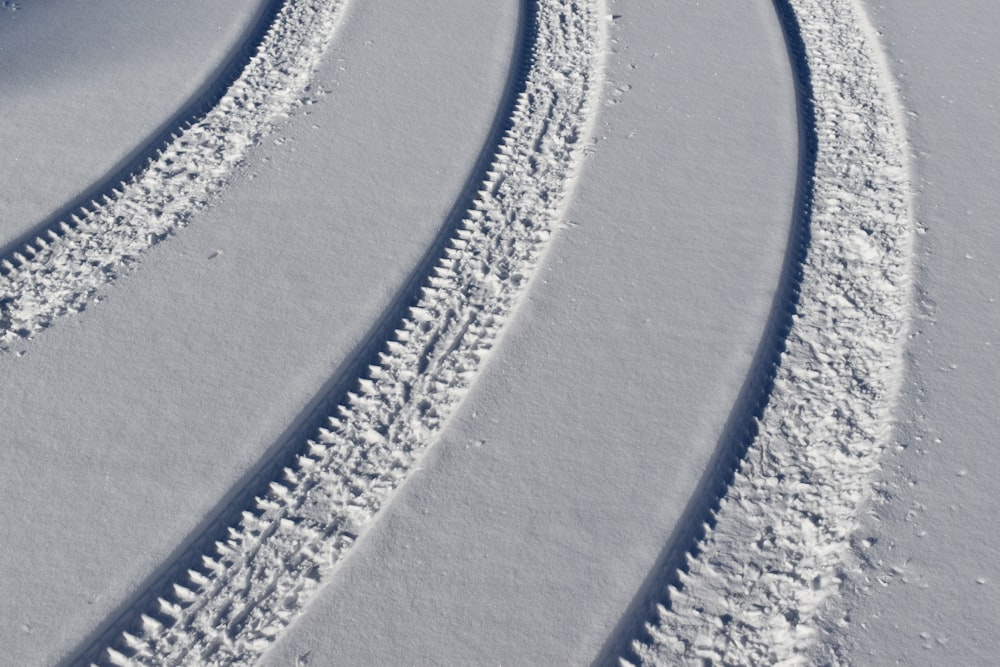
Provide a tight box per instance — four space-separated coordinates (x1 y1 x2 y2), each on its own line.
76 1 605 664
625 0 913 664
0 0 351 348
0 0 281 262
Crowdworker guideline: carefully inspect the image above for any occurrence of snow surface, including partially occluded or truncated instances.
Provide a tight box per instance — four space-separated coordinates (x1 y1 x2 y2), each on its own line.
0 0 270 241
815 1 1000 664
259 0 798 664
87 0 606 662
1 0 997 664
2 0 523 663
634 0 914 662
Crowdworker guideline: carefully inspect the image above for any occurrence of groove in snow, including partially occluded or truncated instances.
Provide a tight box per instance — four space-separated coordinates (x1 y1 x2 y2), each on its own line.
628 0 913 664
79 1 605 665
0 0 350 349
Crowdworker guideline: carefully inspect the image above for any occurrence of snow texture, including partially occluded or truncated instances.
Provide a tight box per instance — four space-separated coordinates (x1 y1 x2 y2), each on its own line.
629 0 914 663
79 1 605 664
11 0 982 662
0 0 349 347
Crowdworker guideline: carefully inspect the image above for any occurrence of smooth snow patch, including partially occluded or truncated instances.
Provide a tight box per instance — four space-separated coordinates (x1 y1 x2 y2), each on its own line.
629 0 914 663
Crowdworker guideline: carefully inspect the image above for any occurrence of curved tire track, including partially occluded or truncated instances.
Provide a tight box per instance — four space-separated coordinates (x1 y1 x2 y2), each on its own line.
77 1 605 664
0 0 281 264
626 0 913 664
0 0 351 348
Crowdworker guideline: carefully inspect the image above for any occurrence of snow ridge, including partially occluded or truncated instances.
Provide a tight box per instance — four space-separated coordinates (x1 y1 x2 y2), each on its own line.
82 1 604 665
629 0 913 664
0 0 350 348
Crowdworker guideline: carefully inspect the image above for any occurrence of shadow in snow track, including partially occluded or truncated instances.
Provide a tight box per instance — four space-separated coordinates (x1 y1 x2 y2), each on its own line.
594 1 818 664
0 0 282 268
64 1 534 664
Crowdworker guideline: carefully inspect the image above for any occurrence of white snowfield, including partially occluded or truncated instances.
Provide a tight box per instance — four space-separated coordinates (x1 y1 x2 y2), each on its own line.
1 0 996 664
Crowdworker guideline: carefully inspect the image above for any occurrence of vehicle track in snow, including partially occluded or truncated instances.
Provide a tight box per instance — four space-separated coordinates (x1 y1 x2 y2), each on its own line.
0 0 351 349
622 0 913 664
72 1 605 664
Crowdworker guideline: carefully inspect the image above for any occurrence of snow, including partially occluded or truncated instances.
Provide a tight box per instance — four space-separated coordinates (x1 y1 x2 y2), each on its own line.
81 1 605 661
1 0 997 664
1 0 522 663
633 0 914 662
1 0 350 344
260 2 798 661
813 0 1000 663
0 0 270 242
